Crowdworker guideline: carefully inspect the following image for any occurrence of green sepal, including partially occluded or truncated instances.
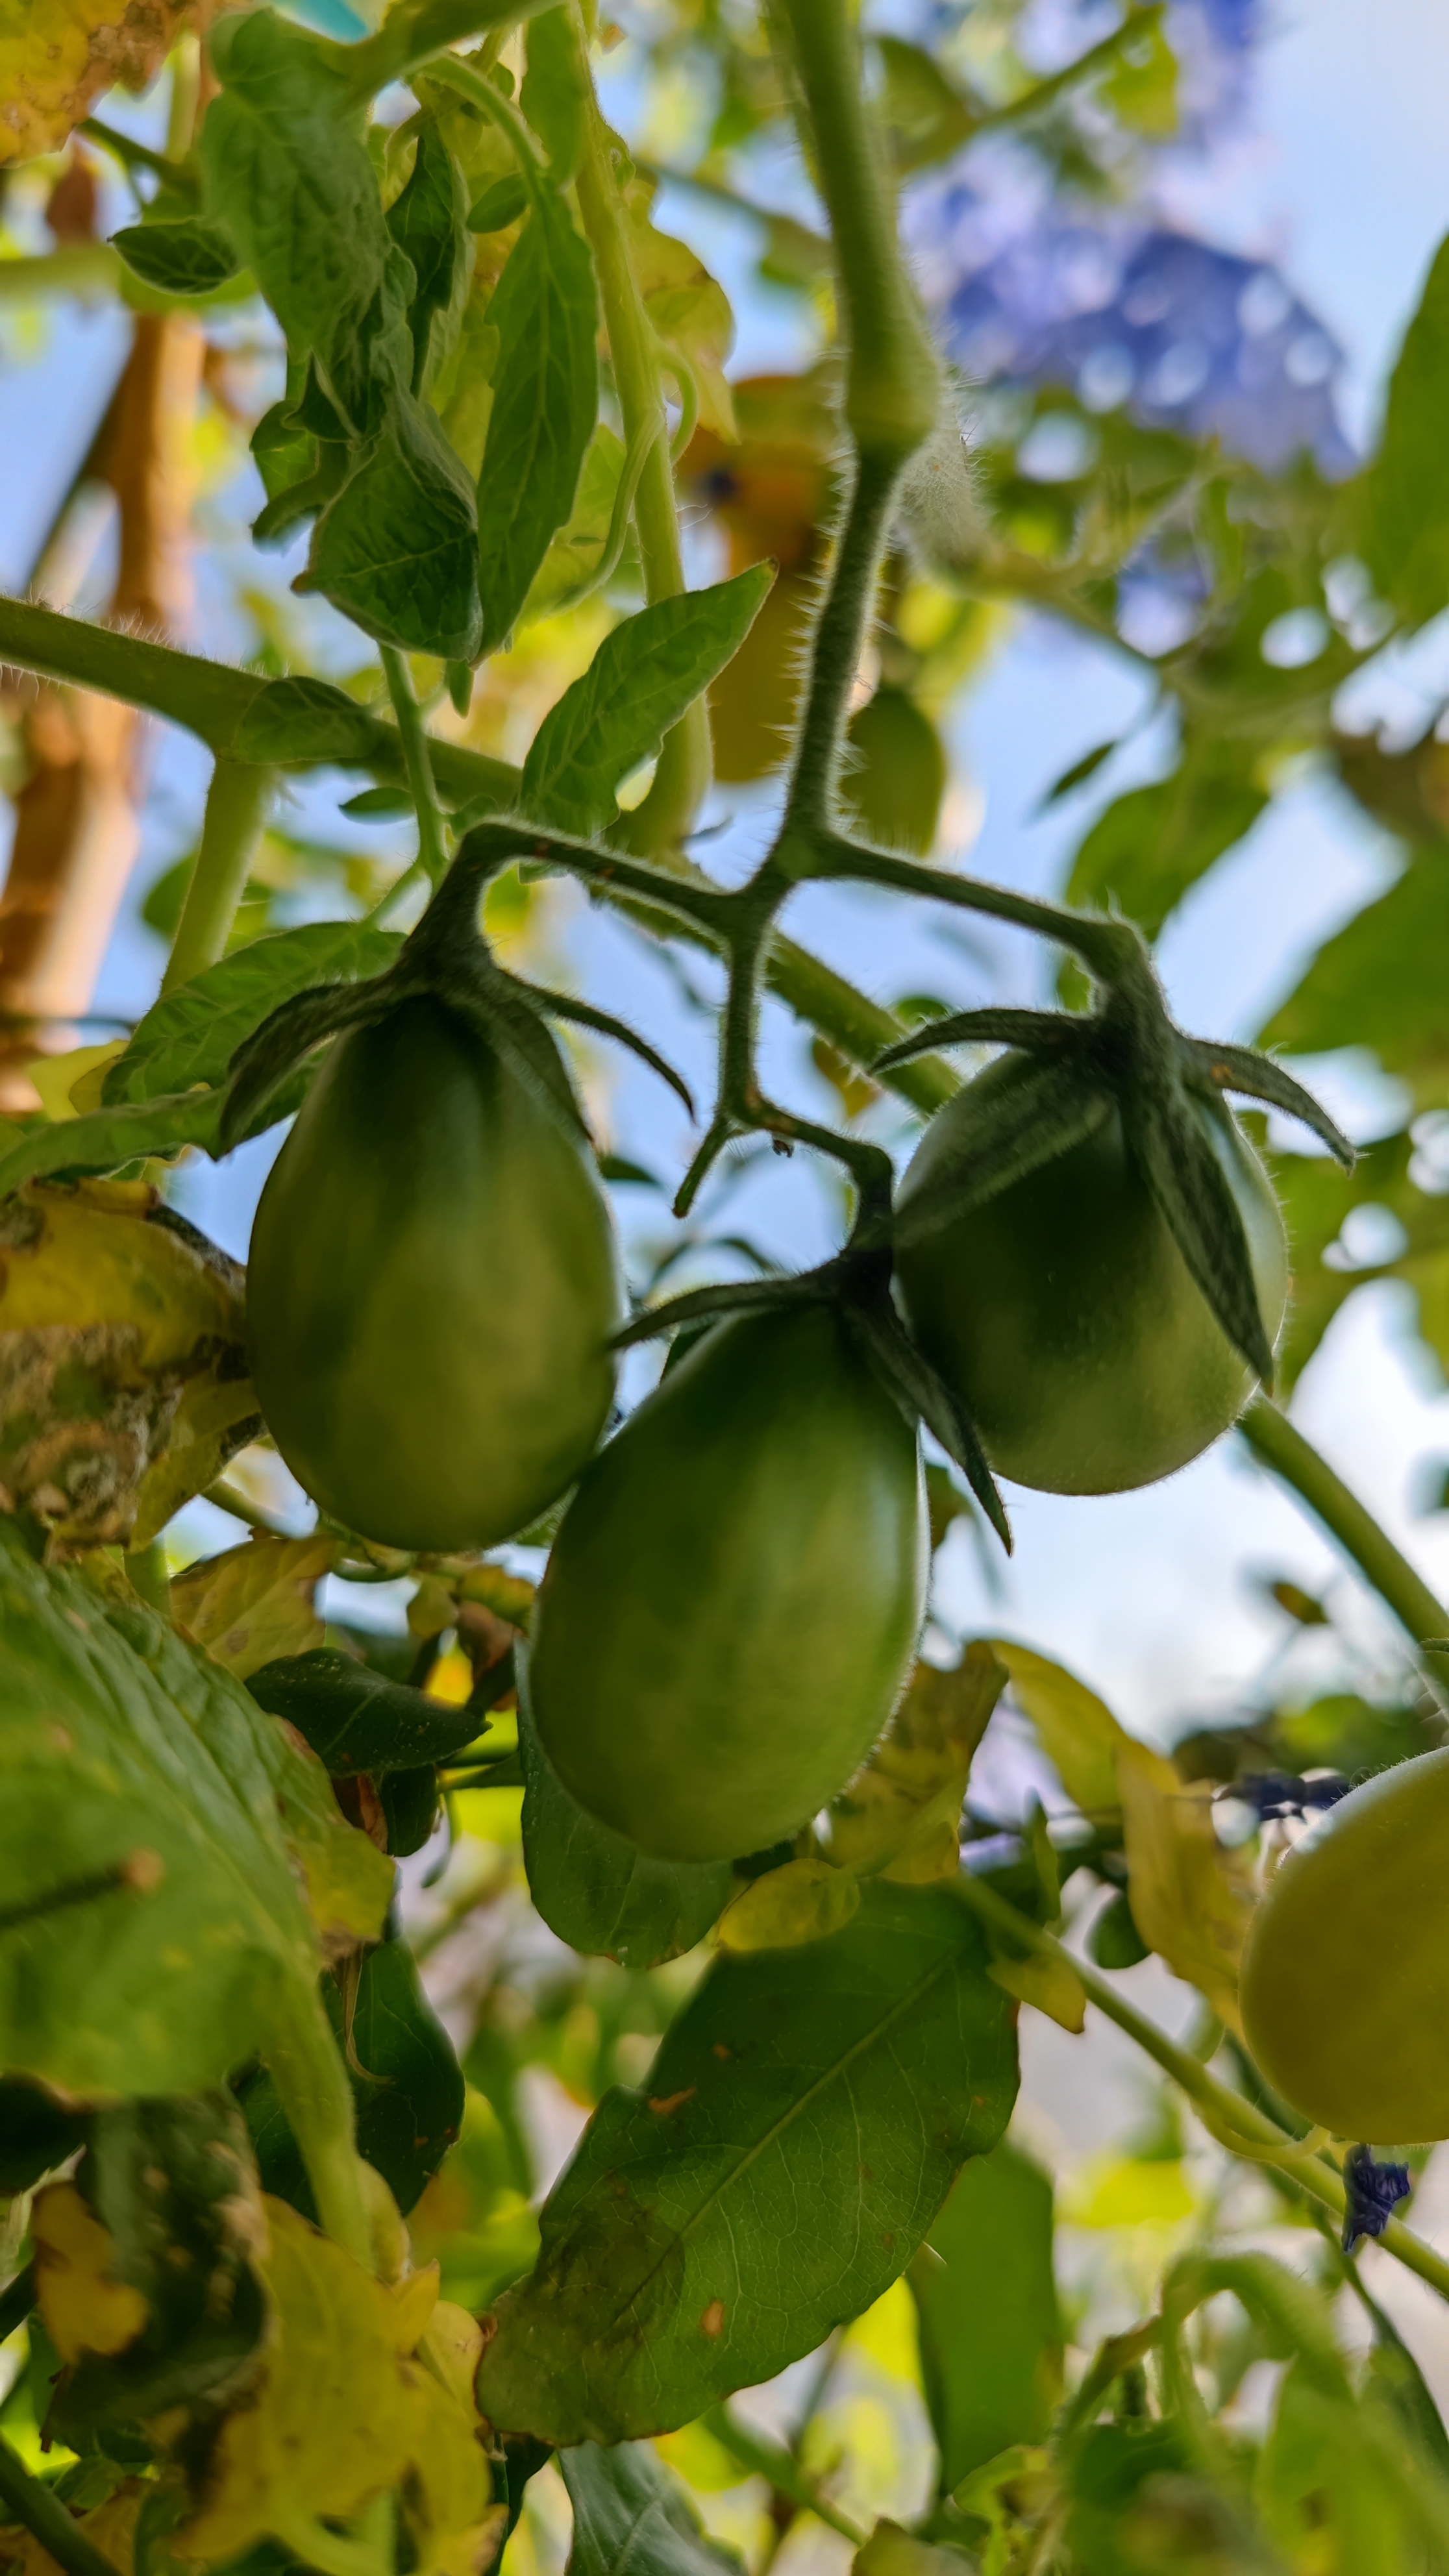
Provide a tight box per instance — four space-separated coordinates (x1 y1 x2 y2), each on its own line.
873 1006 1090 1072
1182 1036 1356 1169
891 1054 1114 1250
1121 1078 1277 1387
844 1290 1010 1550
610 1272 826 1353
512 978 696 1115
220 971 406 1150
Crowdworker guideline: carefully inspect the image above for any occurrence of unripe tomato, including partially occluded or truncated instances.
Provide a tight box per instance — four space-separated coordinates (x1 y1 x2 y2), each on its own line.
895 1055 1288 1494
528 1304 927 1861
1241 1750 1449 2142
247 995 621 1550
839 687 948 856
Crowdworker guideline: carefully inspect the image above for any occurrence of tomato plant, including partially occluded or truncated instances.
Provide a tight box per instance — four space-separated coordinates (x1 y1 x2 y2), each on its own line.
3 3 1449 2574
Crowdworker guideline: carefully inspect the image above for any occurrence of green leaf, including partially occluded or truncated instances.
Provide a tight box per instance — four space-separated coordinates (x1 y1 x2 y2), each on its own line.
517 1657 731 1970
474 1881 1018 2443
228 673 388 768
386 116 470 399
521 9 588 184
910 2139 1062 2492
1063 740 1268 942
247 1648 485 1775
1259 845 1449 1109
0 1087 223 1198
203 9 412 435
106 919 402 1108
55 2092 266 2438
238 1939 465 2220
522 422 626 621
308 390 483 661
0 1528 388 2100
112 219 242 296
521 568 774 837
477 183 599 655
1360 227 1449 628
561 2442 743 2576
875 36 976 173
469 174 529 233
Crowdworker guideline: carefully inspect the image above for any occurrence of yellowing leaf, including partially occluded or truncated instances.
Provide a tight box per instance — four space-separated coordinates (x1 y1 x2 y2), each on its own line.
178 2200 494 2573
0 2480 147 2576
986 1951 1087 2035
0 1182 256 1548
622 174 737 441
854 2521 972 2576
987 1641 1126 1818
24 1043 129 1122
1102 19 1179 138
1115 1737 1254 2031
0 0 200 166
716 1858 861 1953
831 1644 1006 1874
172 1535 339 1679
32 2182 149 2364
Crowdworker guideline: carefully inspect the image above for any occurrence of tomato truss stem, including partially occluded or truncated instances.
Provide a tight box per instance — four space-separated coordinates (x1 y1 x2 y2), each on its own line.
952 1868 1449 2310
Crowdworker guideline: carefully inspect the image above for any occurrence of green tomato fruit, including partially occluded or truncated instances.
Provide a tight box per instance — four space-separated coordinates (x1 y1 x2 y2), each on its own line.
839 686 948 856
1240 1750 1449 2142
247 995 621 1550
528 1304 927 1861
894 1056 1289 1494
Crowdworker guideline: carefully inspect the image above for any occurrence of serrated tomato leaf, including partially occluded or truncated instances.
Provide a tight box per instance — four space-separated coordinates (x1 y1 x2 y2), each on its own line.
386 117 470 398
308 391 482 660
112 219 242 297
474 1881 1017 2442
106 921 402 1106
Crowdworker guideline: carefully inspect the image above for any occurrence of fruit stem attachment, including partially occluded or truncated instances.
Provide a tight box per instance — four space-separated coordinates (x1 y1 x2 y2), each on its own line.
262 1976 374 2272
952 1867 1449 2309
161 756 277 996
571 16 712 851
1239 1398 1449 1668
380 647 449 889
0 2433 123 2576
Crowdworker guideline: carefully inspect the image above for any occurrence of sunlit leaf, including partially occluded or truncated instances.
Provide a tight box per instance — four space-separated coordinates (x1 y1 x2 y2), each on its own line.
0 0 199 165
715 1857 861 1952
1115 1737 1254 2029
987 1641 1126 1818
171 1535 340 1679
32 2181 149 2365
830 1644 1007 1877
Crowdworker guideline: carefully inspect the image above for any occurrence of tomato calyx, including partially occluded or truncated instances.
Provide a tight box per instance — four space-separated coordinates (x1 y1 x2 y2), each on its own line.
611 1236 1011 1548
220 819 695 1152
876 980 1354 1392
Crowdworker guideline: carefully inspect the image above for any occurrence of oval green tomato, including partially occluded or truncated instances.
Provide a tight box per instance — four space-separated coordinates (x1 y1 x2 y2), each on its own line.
247 995 621 1550
1240 1750 1449 2143
528 1304 927 1862
839 686 948 856
895 1055 1288 1494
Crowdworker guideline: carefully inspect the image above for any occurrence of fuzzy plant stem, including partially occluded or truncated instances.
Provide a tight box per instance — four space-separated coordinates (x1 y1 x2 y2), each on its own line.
380 646 449 888
162 756 276 996
1239 1397 1449 1656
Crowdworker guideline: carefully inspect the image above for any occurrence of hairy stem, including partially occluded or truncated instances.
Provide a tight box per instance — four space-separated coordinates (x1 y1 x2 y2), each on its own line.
784 452 900 838
262 1978 373 2270
773 0 939 464
952 1870 1449 2307
162 758 276 995
0 2436 122 2576
572 31 711 849
1239 1397 1449 1655
380 648 448 888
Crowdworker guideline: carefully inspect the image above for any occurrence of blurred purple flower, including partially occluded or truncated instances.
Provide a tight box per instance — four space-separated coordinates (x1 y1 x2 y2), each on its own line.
905 154 1354 475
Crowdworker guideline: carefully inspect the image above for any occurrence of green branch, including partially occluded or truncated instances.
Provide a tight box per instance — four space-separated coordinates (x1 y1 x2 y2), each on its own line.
952 1870 1449 2309
0 2434 123 2576
262 1979 373 2270
162 758 277 995
0 247 121 306
380 648 449 887
1239 1398 1449 1655
700 2406 867 2545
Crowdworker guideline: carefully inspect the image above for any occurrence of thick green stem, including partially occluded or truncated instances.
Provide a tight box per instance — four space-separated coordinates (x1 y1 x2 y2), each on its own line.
162 758 276 995
784 451 900 836
380 649 448 887
773 0 939 464
572 40 711 849
0 2434 122 2576
0 247 122 305
955 1871 1449 2307
1239 1398 1449 1654
262 1977 373 2271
